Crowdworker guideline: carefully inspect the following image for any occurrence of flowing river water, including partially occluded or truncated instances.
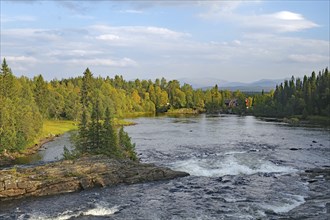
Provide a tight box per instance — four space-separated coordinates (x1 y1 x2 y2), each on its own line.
0 115 329 219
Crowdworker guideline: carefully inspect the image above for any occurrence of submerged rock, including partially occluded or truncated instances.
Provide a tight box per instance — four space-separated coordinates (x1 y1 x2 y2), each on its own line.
0 155 189 201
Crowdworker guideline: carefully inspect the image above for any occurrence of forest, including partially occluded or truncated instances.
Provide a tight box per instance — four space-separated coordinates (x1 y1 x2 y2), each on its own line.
253 68 330 118
0 58 329 154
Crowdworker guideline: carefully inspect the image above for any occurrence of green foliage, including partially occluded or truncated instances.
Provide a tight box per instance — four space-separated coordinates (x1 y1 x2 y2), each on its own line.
253 68 329 118
101 107 119 156
62 146 79 160
118 127 137 161
33 74 49 118
73 69 138 161
0 59 43 153
1 57 328 156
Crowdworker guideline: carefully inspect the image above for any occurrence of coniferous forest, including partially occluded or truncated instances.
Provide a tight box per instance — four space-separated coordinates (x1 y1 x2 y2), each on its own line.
0 58 329 155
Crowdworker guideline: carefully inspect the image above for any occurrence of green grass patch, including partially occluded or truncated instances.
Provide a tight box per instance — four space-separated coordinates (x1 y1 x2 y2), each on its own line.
41 119 134 138
41 120 78 138
123 112 155 118
113 118 136 126
166 108 199 114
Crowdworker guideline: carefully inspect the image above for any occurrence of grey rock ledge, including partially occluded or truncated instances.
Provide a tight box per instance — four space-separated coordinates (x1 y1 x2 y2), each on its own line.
0 155 189 201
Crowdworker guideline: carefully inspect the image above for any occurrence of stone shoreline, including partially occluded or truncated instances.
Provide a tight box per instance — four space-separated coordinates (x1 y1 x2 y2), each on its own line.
0 135 58 167
0 155 189 201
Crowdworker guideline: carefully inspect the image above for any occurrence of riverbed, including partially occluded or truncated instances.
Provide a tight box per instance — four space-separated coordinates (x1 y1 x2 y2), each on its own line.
0 115 329 219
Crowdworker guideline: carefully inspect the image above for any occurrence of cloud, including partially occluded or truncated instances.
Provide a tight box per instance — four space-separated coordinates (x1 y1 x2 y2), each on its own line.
1 0 328 82
56 1 89 13
91 25 189 40
2 23 327 80
5 56 38 63
118 9 143 14
67 57 138 67
272 11 303 20
96 34 120 41
1 15 36 23
244 11 319 33
3 56 38 72
288 54 330 63
199 1 319 33
198 1 244 15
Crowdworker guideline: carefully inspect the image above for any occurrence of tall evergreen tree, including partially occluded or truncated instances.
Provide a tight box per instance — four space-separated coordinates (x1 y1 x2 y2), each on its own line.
80 68 93 108
0 58 17 99
101 107 118 157
33 74 49 117
77 108 89 153
89 99 102 152
118 127 137 161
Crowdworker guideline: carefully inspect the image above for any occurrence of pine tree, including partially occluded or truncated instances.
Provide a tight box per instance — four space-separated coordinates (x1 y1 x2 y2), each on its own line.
77 108 89 153
80 68 93 108
33 74 49 117
76 68 94 154
101 107 118 157
118 127 137 161
89 99 102 152
0 58 17 99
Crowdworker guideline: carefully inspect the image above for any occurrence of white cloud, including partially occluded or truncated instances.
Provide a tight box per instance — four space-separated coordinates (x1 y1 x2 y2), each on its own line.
2 28 62 42
199 1 319 33
272 11 303 20
1 11 327 81
198 1 243 15
288 54 329 63
246 11 319 33
67 57 138 67
96 34 120 41
5 56 38 63
90 25 189 40
2 56 38 72
1 15 36 23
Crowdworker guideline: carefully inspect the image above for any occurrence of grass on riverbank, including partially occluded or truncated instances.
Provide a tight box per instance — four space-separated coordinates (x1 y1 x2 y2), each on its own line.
113 118 136 126
40 118 135 138
166 108 199 114
1 118 135 162
41 120 78 138
123 112 155 118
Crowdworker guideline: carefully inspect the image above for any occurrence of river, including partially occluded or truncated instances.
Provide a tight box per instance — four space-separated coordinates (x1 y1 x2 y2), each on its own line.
1 115 329 219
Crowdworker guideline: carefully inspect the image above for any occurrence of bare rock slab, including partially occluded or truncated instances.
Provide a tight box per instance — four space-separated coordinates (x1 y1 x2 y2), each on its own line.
0 155 189 201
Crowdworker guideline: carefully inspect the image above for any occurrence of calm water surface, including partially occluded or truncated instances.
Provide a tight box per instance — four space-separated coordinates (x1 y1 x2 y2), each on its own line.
1 115 329 219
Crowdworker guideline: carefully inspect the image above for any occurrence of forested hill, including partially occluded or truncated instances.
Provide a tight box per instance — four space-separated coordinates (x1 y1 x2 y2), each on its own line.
0 58 329 153
253 68 330 118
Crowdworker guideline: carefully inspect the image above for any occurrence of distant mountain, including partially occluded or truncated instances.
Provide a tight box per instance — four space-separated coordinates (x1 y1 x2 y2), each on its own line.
178 77 229 89
178 78 284 92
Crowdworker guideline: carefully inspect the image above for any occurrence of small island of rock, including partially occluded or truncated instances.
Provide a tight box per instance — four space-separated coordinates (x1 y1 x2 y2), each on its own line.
0 155 189 201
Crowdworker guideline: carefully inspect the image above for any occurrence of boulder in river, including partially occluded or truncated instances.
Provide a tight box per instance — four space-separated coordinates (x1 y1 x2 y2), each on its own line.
0 155 189 201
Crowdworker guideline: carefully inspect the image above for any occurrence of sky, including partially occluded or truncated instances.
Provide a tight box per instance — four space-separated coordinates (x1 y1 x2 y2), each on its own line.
1 0 329 82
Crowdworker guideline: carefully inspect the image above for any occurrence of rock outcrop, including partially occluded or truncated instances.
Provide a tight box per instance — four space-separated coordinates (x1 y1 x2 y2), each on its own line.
0 155 189 201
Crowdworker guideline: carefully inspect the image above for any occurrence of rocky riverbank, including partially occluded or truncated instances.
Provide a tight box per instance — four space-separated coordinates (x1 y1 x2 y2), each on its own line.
0 155 189 201
0 135 58 167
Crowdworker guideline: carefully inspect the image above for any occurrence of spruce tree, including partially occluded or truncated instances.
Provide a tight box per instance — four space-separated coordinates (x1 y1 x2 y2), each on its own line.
80 68 93 108
89 99 102 153
76 68 93 154
119 127 137 161
77 108 89 153
33 74 49 117
101 107 118 157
